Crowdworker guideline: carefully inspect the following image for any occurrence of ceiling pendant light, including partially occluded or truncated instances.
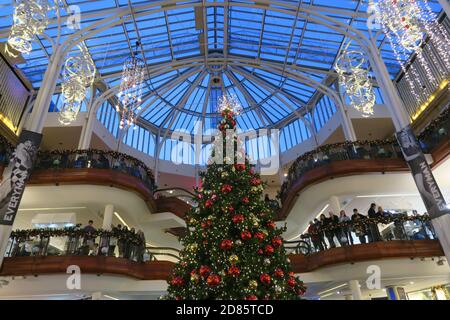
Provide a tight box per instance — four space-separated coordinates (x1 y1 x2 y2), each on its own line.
7 0 51 55
117 41 146 130
59 44 96 125
374 0 450 107
335 50 376 118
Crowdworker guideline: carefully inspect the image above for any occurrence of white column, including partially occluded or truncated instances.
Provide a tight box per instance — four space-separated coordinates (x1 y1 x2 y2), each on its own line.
329 196 341 215
78 87 96 149
349 280 363 300
339 104 357 141
102 204 114 231
91 292 102 300
368 41 450 265
0 55 65 268
25 52 64 133
438 0 450 18
78 114 95 150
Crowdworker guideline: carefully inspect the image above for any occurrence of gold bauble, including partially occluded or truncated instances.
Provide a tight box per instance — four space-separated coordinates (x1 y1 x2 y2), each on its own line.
249 280 258 290
229 254 239 264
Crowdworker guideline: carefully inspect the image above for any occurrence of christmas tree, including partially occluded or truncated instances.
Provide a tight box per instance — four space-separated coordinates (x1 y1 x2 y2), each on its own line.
165 96 306 300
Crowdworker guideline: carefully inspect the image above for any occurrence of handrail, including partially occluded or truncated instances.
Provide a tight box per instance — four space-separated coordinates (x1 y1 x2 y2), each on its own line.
279 107 450 203
33 148 156 192
297 213 436 255
278 139 403 201
4 227 180 263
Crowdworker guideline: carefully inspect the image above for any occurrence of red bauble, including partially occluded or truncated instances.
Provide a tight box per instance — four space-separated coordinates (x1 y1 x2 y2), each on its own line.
220 239 233 250
206 274 221 287
288 271 294 276
205 199 213 208
245 295 258 300
274 268 284 278
249 168 254 174
228 206 235 213
201 222 207 229
257 249 264 255
241 230 252 240
176 296 183 300
234 163 246 171
250 178 261 186
199 265 211 277
221 184 232 193
254 232 265 242
231 119 236 127
242 197 249 204
170 276 185 286
266 221 276 229
271 237 282 247
265 244 275 255
260 273 271 285
287 277 296 287
232 214 244 224
228 266 241 276
297 288 306 296
218 124 224 131
197 194 203 199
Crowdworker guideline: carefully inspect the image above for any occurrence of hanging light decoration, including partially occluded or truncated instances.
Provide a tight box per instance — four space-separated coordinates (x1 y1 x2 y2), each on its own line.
117 42 146 129
374 0 450 106
59 44 96 125
7 0 51 55
218 94 242 115
335 50 376 118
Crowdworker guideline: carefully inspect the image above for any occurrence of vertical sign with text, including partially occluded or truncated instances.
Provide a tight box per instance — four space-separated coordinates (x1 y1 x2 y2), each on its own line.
396 125 449 219
0 130 42 225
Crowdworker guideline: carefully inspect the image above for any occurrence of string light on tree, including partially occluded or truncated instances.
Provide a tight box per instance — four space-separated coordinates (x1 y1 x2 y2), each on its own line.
164 96 306 300
335 50 376 118
117 41 146 130
7 0 51 55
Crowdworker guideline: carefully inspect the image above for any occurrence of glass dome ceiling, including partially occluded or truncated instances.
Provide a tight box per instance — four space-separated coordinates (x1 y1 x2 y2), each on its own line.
0 0 444 136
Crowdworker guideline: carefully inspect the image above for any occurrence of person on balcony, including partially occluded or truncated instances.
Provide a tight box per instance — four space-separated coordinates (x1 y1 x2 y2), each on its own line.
314 218 327 250
368 203 382 242
339 210 353 245
136 230 146 263
321 213 338 248
308 221 324 252
82 220 96 255
351 209 367 244
116 224 125 258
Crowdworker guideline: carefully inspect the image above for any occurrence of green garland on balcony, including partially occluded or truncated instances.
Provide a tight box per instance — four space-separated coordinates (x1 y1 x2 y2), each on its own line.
38 148 155 181
301 215 431 238
10 227 144 245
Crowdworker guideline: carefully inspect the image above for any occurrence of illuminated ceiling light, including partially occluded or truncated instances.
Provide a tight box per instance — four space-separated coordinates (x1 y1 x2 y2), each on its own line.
335 50 376 118
113 211 130 229
117 41 145 129
60 44 96 125
218 94 242 115
7 0 51 55
373 0 450 113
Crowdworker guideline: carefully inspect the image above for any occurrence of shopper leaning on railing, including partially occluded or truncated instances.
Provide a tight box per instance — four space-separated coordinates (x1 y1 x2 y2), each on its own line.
300 213 436 254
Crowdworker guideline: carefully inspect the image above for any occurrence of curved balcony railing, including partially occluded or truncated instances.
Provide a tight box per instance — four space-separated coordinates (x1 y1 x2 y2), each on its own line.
294 213 436 255
278 139 404 202
418 107 450 153
4 227 179 262
279 107 450 204
34 149 156 192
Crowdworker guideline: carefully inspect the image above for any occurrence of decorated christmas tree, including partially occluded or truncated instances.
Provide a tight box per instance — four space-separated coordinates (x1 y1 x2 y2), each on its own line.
165 96 306 300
